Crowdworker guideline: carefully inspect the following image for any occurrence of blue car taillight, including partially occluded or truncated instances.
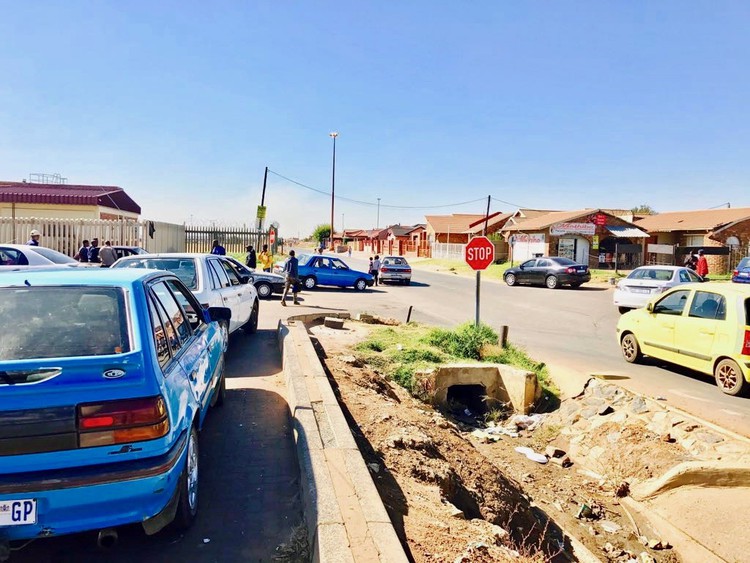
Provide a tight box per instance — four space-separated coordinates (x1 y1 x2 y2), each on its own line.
77 396 169 448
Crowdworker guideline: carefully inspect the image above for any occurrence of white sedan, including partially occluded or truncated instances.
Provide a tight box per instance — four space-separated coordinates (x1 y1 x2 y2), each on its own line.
112 253 259 335
613 265 703 314
0 244 80 267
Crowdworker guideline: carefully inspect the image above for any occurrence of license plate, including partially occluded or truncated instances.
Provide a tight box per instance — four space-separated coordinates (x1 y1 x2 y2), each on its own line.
0 499 37 526
631 288 650 294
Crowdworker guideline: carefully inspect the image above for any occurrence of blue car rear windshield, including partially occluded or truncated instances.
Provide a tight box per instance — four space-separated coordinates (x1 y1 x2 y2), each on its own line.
0 287 130 360
116 258 197 289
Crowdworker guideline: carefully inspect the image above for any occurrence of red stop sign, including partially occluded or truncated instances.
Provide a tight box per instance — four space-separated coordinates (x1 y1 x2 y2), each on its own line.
269 229 276 245
465 236 495 270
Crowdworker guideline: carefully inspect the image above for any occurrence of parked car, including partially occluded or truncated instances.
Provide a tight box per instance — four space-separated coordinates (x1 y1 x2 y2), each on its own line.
0 244 80 267
112 253 259 336
504 257 590 289
379 256 412 285
732 257 750 284
0 268 231 549
225 256 286 299
617 283 750 395
614 266 703 314
114 245 149 260
278 254 374 291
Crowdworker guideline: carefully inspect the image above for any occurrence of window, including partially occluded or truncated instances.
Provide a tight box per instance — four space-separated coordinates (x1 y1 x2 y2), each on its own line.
653 290 690 316
331 259 348 270
165 279 203 329
521 260 535 269
117 258 198 289
151 282 191 352
687 271 702 283
685 235 704 247
537 259 552 268
219 260 241 286
148 296 171 368
689 291 726 320
0 287 130 360
208 259 230 288
0 248 28 266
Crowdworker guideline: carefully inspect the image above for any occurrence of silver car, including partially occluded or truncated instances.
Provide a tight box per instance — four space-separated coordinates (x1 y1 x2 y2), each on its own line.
378 256 412 285
613 266 703 314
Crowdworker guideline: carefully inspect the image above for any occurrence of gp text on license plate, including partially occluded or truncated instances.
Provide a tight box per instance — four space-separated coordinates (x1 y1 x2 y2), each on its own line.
0 499 37 526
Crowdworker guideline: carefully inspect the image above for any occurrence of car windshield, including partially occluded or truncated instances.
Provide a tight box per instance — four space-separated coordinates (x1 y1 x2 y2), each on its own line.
115 258 198 289
550 257 576 266
0 286 130 360
738 258 750 269
628 269 673 281
30 247 77 264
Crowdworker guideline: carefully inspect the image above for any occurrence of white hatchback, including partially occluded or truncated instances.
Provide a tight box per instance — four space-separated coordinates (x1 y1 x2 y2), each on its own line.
614 266 703 314
112 253 259 335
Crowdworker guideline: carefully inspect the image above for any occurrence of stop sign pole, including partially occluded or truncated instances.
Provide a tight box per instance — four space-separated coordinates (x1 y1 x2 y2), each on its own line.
465 235 495 326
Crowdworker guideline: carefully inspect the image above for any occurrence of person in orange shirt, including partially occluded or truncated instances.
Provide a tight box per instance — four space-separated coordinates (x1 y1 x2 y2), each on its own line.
696 249 709 278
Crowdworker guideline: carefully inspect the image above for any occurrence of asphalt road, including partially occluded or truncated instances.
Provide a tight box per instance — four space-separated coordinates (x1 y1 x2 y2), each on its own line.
285 254 750 437
12 327 303 563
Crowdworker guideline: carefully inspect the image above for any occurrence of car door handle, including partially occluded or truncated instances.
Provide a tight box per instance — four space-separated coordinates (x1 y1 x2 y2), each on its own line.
659 323 674 329
699 329 715 335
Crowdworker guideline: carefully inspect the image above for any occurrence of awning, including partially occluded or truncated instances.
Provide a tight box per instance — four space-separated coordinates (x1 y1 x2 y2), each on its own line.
605 225 649 238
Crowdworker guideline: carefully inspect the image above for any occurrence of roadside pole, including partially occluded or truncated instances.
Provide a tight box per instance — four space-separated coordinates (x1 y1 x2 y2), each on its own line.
467 196 494 327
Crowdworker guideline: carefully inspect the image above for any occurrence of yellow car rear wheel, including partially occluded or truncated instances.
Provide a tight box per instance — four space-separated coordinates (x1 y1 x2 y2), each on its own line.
714 359 747 396
621 333 642 364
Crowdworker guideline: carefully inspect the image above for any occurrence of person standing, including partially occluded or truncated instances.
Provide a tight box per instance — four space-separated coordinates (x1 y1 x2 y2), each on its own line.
211 239 226 255
100 241 117 267
371 255 381 286
27 229 41 246
76 240 91 262
696 249 709 278
245 245 257 269
348 245 352 258
280 250 300 306
683 252 698 271
88 238 101 263
259 244 273 272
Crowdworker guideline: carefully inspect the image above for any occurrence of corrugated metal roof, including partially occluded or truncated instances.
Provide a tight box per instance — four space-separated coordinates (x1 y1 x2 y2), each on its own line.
605 225 649 238
425 214 485 234
633 208 750 233
0 182 141 214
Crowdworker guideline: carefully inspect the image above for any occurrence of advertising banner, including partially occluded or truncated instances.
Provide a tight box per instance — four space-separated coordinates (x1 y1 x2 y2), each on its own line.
550 222 596 236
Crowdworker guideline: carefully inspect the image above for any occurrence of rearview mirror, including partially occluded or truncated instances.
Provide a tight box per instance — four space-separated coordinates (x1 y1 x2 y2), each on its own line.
238 274 251 284
646 303 654 313
207 306 232 323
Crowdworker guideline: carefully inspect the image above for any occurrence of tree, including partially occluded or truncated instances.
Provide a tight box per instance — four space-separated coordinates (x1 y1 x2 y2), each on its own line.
311 224 331 244
631 204 657 215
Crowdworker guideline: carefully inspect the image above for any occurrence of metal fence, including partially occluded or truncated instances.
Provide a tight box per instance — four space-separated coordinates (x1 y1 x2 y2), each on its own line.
185 225 274 255
430 242 466 260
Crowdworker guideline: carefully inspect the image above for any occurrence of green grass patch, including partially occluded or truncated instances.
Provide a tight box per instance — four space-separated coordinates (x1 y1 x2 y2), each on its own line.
352 321 559 408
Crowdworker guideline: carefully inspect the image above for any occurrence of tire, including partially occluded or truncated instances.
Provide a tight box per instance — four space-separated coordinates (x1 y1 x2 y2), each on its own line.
172 426 199 531
303 276 317 290
545 275 559 289
243 301 259 334
570 283 582 289
354 278 368 291
255 282 272 299
210 350 226 407
403 279 411 286
620 333 643 364
505 273 517 286
218 320 229 346
618 307 631 315
714 358 747 396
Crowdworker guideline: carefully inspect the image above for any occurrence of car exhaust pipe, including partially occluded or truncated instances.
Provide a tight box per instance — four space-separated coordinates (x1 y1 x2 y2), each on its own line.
96 528 118 549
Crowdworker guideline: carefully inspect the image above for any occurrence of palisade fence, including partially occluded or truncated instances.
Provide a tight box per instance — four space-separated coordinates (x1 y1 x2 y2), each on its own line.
0 217 185 257
185 225 274 255
430 242 466 260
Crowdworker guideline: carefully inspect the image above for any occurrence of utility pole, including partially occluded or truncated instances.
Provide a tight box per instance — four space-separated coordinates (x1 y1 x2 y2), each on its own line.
329 132 338 250
257 166 268 230
376 198 381 228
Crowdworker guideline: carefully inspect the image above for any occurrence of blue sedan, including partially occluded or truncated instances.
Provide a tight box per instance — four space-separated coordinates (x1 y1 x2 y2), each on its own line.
0 268 230 552
289 254 374 291
732 257 750 284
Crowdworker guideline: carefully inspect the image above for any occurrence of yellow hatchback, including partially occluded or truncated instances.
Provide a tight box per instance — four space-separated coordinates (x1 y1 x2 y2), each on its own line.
616 283 750 396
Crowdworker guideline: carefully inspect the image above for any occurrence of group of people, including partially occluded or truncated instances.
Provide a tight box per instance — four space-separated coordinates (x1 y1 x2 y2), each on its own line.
368 255 381 285
243 244 273 272
684 249 710 278
75 239 117 266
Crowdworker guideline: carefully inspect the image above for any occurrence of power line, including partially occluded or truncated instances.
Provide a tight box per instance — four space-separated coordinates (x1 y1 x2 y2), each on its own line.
267 169 489 210
490 195 528 209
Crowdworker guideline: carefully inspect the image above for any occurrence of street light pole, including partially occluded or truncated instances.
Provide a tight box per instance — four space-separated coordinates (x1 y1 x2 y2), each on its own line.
377 197 381 228
329 131 338 250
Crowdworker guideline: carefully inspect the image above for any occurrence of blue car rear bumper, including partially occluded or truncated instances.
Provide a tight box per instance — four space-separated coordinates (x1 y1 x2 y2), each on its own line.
0 432 187 541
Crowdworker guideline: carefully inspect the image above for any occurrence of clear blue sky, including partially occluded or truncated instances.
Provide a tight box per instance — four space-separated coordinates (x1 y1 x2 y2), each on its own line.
1 1 749 237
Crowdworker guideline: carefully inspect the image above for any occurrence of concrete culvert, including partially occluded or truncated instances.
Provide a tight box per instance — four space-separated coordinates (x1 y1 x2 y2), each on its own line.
447 384 489 415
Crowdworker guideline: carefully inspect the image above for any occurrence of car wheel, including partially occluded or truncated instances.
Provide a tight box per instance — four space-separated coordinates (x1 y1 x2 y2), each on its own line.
570 283 582 289
714 359 747 396
243 301 259 334
545 275 559 289
255 282 272 299
505 273 517 286
218 320 229 345
210 350 226 408
618 306 631 315
620 333 642 364
303 276 317 290
172 426 199 530
354 278 367 291
403 280 411 286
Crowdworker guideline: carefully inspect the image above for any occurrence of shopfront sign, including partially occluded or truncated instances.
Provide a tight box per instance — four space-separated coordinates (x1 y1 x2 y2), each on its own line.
550 222 596 236
592 235 599 250
510 233 545 244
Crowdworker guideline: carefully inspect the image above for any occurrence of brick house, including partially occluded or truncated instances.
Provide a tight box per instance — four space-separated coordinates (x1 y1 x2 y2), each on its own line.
0 181 141 220
634 208 750 274
425 214 485 244
501 209 649 267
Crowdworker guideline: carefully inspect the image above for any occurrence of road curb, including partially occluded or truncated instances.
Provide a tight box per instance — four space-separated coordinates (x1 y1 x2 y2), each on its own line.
278 315 409 563
631 460 750 500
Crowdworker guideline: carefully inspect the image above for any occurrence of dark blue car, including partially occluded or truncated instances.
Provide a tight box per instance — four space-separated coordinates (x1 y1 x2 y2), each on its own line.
0 268 230 552
280 254 374 291
732 257 750 284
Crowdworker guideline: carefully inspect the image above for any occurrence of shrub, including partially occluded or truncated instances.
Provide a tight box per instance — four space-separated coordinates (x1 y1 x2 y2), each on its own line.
424 322 498 360
355 340 386 352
